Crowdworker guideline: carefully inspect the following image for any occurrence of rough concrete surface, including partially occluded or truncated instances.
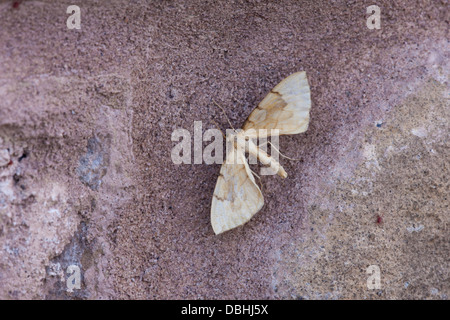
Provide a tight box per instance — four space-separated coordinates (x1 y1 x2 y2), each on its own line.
0 0 448 299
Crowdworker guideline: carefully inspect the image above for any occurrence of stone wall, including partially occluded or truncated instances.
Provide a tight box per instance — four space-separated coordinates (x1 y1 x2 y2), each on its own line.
0 0 448 299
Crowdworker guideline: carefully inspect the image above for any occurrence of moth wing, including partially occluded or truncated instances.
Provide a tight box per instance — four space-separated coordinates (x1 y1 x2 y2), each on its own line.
242 71 311 136
211 146 264 235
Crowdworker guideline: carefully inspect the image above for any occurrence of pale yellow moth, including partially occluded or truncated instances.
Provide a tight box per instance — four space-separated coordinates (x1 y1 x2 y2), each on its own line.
211 71 312 234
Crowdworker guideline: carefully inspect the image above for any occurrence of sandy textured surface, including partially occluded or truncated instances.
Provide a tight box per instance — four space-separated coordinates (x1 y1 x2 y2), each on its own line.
0 0 448 299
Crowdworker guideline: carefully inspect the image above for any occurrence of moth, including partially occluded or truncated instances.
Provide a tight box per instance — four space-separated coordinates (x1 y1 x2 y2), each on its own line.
211 71 312 234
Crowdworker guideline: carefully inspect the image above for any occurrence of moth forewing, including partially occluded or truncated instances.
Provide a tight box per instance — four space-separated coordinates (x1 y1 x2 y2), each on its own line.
242 71 311 136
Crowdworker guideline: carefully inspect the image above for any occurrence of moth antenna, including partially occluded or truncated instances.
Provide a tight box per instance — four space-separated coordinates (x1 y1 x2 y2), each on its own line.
212 99 236 131
211 118 226 139
267 140 303 161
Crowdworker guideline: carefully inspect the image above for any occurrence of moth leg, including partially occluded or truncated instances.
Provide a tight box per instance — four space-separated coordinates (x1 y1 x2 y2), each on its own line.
266 140 303 161
249 167 264 194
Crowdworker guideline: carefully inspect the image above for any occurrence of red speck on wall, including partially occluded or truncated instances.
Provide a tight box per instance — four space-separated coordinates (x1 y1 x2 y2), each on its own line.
376 215 383 224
